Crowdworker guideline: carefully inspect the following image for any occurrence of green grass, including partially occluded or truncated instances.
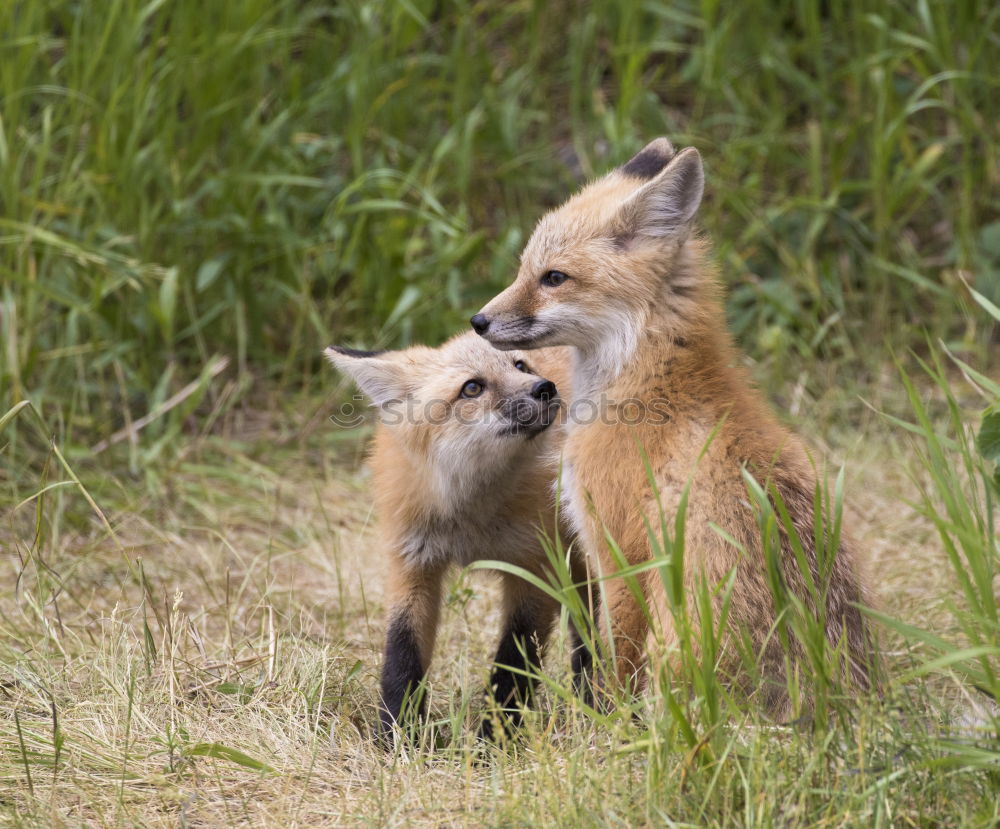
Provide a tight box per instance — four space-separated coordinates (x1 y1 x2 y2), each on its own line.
2 0 1000 825
1 0 998 443
2 356 999 826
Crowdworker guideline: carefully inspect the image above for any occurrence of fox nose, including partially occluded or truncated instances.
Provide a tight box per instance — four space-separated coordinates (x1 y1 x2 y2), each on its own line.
470 313 490 335
531 380 556 402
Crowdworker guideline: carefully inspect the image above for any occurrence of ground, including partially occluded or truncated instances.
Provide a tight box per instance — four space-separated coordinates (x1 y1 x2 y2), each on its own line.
3 368 996 827
3 1 998 824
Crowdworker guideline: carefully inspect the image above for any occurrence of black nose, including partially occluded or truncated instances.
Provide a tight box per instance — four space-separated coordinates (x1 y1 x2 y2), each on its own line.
531 380 556 402
470 313 490 335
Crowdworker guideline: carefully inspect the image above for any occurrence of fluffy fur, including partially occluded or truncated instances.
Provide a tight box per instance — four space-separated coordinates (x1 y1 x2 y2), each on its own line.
474 139 878 715
326 333 590 739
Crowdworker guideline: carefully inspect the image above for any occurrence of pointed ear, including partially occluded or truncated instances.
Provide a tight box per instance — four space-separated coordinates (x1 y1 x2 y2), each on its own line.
619 137 676 180
615 146 704 243
324 346 409 407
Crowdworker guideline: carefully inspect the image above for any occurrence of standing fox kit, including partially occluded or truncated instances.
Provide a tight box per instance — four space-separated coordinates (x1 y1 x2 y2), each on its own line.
474 138 876 712
326 333 587 740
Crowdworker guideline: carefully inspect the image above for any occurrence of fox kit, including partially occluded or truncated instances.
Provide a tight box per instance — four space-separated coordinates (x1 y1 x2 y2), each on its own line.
326 333 588 740
473 138 876 714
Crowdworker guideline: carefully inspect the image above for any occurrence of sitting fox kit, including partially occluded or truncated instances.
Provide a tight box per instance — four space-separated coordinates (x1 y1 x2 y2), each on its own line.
474 138 876 712
326 333 586 740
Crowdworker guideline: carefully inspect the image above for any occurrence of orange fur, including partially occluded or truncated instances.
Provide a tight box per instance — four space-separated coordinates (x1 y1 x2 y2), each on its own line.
475 139 877 715
326 333 588 737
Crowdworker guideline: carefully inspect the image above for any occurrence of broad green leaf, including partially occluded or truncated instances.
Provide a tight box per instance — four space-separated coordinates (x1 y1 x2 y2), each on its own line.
968 285 1000 323
977 408 1000 488
196 257 226 292
158 267 179 340
184 742 274 773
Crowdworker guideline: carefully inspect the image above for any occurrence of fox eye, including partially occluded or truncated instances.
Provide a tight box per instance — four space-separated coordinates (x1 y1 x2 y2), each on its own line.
541 270 569 288
514 359 530 373
459 379 485 399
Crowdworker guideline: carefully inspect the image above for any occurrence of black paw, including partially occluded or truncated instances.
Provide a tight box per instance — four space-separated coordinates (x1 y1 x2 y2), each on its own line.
476 707 522 746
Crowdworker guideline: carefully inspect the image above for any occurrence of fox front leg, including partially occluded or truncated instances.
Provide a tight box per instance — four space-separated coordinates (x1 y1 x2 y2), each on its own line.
569 553 597 704
379 562 443 743
478 575 558 742
598 574 651 699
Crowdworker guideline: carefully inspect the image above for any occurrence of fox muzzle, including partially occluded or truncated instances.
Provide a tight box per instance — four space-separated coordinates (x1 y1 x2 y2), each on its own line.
472 314 552 350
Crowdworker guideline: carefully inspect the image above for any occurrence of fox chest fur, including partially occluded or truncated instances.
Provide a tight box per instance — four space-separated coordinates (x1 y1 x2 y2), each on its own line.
385 491 557 569
560 339 761 575
371 425 564 570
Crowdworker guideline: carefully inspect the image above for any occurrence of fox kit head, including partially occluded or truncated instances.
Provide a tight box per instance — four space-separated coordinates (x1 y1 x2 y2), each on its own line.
472 138 705 370
325 332 562 491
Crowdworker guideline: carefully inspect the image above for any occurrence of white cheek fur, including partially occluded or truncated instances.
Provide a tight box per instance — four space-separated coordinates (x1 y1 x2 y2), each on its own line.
533 303 640 400
554 459 586 541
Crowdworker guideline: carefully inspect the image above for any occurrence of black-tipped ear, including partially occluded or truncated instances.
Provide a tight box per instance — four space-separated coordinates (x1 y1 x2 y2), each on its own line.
327 345 386 359
324 346 408 407
620 137 676 180
616 147 704 242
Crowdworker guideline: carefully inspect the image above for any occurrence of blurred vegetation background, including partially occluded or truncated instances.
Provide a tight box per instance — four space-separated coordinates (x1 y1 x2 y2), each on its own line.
1 0 998 449
2 5 1000 821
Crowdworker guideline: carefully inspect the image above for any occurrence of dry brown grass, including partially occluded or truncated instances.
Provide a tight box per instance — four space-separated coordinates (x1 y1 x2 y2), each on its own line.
0 381 993 827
